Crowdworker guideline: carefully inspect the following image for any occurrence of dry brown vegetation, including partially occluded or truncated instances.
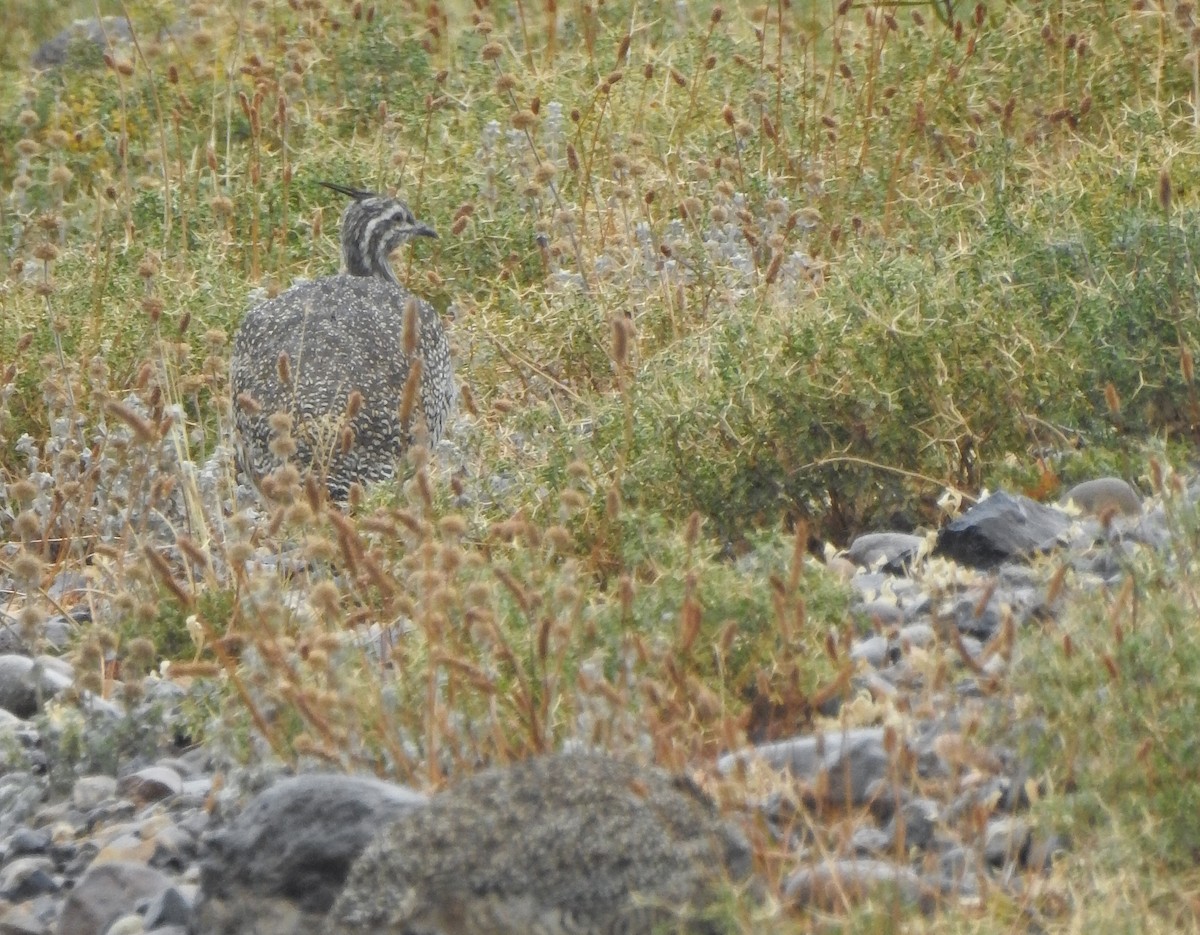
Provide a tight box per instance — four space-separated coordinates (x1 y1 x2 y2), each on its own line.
4 0 1200 930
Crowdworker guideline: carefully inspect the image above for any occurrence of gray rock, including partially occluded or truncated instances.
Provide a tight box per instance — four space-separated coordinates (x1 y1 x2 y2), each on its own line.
148 825 198 872
102 916 143 935
850 635 891 668
1062 477 1141 517
7 827 51 857
984 817 1031 868
0 905 50 935
938 591 1004 641
0 616 30 657
897 623 936 649
193 773 426 935
783 858 937 912
851 600 904 628
56 861 172 935
847 533 926 573
718 728 895 808
0 774 47 840
1025 832 1069 873
891 798 939 851
73 776 119 812
935 491 1071 568
30 16 134 69
0 656 72 718
937 846 981 894
0 856 57 901
331 752 752 934
117 767 182 804
140 885 191 929
849 825 892 855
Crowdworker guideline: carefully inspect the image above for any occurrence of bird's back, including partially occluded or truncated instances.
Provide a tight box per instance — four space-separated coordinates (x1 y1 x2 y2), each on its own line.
231 273 452 500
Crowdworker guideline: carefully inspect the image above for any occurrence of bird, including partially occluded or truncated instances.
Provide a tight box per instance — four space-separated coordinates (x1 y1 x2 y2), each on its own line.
329 752 754 934
230 181 453 502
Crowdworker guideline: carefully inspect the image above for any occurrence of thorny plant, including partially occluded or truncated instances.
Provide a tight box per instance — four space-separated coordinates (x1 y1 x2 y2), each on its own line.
5 0 1200 931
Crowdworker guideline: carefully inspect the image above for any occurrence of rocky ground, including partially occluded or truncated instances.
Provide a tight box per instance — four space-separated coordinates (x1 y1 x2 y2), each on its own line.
0 462 1170 933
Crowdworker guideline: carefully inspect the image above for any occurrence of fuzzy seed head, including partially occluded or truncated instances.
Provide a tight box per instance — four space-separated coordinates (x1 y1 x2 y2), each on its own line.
15 510 41 540
11 550 42 583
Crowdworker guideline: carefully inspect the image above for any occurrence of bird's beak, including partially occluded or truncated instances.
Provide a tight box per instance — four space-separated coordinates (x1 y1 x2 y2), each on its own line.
413 225 438 239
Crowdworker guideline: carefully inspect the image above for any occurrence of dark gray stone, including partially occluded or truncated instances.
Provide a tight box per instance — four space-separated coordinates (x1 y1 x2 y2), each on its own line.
193 773 426 935
0 656 72 719
141 885 192 929
892 798 939 851
0 616 30 657
984 817 1031 868
935 491 1071 568
7 827 51 857
0 857 57 901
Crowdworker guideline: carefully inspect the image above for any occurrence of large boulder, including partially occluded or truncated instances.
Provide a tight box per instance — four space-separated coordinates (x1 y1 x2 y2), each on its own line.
191 773 426 935
330 752 753 934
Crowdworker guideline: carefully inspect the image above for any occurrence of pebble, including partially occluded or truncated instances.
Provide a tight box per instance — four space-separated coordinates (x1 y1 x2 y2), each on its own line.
0 473 1175 929
1062 477 1142 517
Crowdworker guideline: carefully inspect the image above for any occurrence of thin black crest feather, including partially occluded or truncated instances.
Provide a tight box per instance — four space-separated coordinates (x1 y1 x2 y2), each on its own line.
317 180 376 201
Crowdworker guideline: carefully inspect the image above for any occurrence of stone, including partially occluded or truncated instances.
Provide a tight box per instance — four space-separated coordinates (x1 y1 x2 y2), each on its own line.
1025 832 1069 873
93 833 156 865
30 16 134 69
7 827 51 857
983 817 1031 868
849 635 891 668
0 616 30 657
193 773 426 935
897 623 936 649
783 858 937 912
892 799 939 852
56 861 172 935
824 555 858 581
0 656 72 719
935 491 1071 569
718 728 896 808
851 600 904 628
117 767 182 805
149 825 198 873
1062 477 1141 517
0 906 49 935
140 885 192 929
72 776 118 812
0 856 58 901
102 916 144 935
331 752 753 934
847 533 926 573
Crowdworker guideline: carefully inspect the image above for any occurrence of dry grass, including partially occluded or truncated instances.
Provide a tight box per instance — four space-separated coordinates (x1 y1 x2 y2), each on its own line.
4 0 1200 930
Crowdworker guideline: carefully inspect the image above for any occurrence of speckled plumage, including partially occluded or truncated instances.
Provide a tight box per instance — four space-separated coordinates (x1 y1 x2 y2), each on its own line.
329 752 753 935
231 183 453 501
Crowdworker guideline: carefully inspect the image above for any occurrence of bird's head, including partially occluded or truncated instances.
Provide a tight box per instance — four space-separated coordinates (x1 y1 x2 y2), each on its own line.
319 180 436 283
